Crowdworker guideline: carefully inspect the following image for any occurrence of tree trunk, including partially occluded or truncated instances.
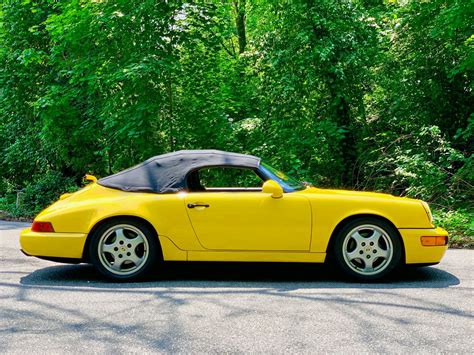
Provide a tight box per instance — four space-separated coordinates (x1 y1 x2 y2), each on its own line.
167 77 175 151
233 0 247 54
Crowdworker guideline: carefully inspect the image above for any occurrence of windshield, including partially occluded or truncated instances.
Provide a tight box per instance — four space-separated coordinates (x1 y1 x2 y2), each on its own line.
259 162 306 192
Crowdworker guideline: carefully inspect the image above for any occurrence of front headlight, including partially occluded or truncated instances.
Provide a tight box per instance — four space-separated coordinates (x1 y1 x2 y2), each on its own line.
421 201 433 225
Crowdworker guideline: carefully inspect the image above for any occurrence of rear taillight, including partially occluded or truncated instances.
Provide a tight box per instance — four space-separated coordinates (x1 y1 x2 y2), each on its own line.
31 221 55 233
421 236 448 246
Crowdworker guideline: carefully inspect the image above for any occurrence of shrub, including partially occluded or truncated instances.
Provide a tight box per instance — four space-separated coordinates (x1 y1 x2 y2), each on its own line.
433 208 474 248
19 171 79 217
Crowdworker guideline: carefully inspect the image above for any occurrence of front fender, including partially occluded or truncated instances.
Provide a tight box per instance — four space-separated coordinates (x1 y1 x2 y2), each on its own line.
309 196 432 252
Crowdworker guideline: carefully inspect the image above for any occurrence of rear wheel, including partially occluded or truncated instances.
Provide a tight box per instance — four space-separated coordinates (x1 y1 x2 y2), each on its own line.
89 218 159 281
333 218 402 281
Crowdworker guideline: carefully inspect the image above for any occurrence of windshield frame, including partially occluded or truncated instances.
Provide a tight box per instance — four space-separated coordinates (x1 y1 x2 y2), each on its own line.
258 162 306 192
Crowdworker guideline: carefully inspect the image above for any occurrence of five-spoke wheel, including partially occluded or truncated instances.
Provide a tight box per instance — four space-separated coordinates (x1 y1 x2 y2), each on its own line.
89 219 159 281
333 218 401 281
98 224 149 276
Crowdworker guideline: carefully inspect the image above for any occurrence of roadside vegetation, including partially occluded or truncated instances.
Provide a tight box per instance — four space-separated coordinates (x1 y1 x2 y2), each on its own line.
0 1 472 247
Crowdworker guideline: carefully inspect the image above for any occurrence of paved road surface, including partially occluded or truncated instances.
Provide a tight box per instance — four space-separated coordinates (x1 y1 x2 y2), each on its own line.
1 221 473 353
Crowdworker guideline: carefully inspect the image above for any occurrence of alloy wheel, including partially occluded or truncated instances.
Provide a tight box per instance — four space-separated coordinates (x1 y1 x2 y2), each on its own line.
341 224 394 276
97 224 149 276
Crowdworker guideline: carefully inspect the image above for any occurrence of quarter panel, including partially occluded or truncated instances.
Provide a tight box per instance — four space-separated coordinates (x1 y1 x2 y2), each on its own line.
34 184 203 252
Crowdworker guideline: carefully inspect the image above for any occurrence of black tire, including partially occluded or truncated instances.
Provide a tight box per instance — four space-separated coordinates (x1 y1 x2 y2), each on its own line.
89 218 160 281
332 217 402 281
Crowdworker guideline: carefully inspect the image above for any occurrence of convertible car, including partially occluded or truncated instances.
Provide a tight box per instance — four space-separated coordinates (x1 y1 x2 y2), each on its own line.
20 150 448 281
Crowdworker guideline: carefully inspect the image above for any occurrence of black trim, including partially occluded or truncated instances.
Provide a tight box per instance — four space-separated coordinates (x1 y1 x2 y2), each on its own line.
405 262 440 267
36 256 83 264
21 250 82 264
20 249 31 256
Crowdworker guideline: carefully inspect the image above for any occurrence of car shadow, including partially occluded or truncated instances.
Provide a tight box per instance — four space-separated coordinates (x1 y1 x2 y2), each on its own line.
19 261 460 290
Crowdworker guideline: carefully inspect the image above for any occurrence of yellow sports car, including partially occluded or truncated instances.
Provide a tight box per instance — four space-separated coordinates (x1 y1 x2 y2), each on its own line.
20 150 448 281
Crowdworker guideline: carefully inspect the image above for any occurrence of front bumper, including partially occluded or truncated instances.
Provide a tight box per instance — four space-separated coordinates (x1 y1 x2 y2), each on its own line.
20 228 87 259
399 227 449 264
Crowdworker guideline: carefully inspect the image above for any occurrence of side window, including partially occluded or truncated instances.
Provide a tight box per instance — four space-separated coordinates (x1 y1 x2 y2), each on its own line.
198 167 263 188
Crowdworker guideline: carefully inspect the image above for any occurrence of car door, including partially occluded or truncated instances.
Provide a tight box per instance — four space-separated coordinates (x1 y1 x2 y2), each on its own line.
184 167 311 251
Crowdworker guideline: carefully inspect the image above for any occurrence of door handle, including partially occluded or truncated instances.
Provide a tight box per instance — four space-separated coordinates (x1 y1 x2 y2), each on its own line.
187 203 210 209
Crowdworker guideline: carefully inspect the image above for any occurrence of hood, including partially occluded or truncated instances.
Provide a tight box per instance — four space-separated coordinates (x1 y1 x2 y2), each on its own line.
300 187 418 202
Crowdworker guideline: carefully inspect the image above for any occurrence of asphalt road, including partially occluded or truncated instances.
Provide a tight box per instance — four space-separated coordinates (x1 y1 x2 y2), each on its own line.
1 221 473 353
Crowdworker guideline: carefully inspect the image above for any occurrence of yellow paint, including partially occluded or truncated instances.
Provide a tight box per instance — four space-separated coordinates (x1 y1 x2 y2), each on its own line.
184 192 311 250
19 181 447 266
159 236 187 261
296 187 433 252
59 193 73 200
188 251 326 263
84 174 97 183
20 228 87 258
261 179 283 198
400 227 449 264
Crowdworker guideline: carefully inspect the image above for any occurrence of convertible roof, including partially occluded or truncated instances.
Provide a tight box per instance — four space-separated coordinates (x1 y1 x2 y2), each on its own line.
97 149 261 193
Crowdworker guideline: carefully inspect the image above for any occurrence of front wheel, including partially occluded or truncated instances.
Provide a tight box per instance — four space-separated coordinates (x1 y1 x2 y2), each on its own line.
333 218 402 281
89 219 159 281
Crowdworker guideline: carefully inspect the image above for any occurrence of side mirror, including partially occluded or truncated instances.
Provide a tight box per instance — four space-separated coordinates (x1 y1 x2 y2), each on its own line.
262 180 283 199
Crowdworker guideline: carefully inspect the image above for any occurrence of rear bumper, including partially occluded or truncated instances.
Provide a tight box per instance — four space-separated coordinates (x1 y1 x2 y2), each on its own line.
20 228 87 259
399 227 449 264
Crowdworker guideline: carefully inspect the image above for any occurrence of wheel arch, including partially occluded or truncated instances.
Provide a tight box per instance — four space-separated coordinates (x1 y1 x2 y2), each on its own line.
82 215 163 262
326 213 406 263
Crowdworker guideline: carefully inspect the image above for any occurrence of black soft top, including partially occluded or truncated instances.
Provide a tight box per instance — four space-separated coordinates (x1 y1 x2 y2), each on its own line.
98 150 261 193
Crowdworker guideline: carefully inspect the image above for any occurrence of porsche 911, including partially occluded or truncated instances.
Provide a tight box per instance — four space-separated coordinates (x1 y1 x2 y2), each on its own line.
20 150 448 281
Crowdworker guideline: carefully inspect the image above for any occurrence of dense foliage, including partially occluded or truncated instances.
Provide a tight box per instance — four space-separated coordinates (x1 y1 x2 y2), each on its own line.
0 1 472 240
